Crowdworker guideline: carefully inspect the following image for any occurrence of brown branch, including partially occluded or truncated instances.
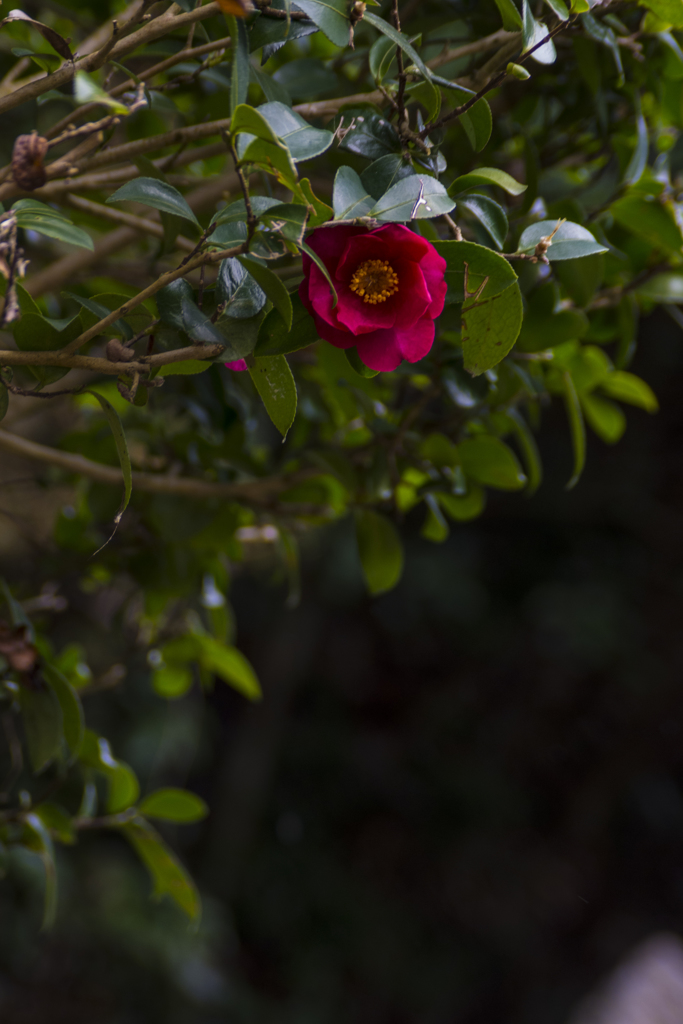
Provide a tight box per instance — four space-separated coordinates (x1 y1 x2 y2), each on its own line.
0 428 297 504
0 1 222 118
427 29 520 71
63 193 196 251
0 343 224 374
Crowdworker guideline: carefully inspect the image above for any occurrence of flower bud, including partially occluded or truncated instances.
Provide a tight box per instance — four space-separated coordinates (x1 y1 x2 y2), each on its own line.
507 62 530 81
11 133 49 191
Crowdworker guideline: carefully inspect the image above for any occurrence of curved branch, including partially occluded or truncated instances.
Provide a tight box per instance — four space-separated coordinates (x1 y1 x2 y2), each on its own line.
0 344 224 374
0 427 291 504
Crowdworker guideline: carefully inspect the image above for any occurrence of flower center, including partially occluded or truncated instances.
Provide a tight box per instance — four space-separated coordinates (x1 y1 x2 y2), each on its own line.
349 259 399 305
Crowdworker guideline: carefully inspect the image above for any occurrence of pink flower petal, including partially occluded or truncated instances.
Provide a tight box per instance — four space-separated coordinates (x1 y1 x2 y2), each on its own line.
225 359 248 371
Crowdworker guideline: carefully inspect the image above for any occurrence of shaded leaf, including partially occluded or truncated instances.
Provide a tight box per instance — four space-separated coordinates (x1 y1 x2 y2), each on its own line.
355 509 404 595
460 99 493 152
249 354 298 438
293 0 350 46
517 219 608 260
42 664 84 758
18 685 63 774
122 818 200 919
256 291 319 356
333 166 374 219
106 178 200 227
13 199 93 251
237 257 293 329
139 788 209 823
369 175 455 221
459 435 527 490
457 193 508 249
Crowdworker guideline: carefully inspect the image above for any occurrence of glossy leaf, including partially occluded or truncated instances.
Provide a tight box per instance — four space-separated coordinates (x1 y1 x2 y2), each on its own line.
449 167 527 197
363 11 433 82
156 279 226 344
494 0 523 29
517 220 608 260
256 291 319 356
333 166 374 219
542 0 569 19
106 178 200 227
249 354 298 438
139 788 209 823
361 154 415 200
457 194 509 250
432 239 518 301
460 99 493 152
522 1 556 63
256 102 335 161
218 257 267 319
355 509 404 595
237 257 293 330
369 175 455 221
293 0 350 47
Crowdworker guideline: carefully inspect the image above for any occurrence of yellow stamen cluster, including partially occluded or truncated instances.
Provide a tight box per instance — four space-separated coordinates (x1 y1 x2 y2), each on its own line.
349 259 399 305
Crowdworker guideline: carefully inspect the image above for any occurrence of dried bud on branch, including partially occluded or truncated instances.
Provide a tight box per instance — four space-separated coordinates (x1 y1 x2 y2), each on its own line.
11 133 49 192
105 339 136 363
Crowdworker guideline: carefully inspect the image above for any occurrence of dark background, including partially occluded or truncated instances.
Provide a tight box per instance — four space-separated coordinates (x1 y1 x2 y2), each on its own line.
2 307 683 1023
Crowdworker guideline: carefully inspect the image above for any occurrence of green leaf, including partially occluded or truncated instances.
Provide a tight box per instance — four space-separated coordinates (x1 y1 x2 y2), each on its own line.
345 347 379 378
338 111 402 161
35 802 76 845
152 664 193 699
600 370 659 411
293 0 350 46
333 166 374 219
542 0 569 19
194 634 262 700
369 34 396 84
505 408 543 494
23 813 57 929
122 818 200 919
156 279 226 344
522 0 556 63
421 494 449 543
354 509 404 595
463 282 523 375
610 194 683 254
74 71 129 113
624 99 649 186
12 200 94 251
86 391 132 531
237 256 292 329
459 435 527 490
250 61 292 105
438 486 486 521
517 220 608 260
432 239 518 301
636 273 683 303
79 730 140 812
581 392 626 443
561 369 586 489
363 11 433 82
0 382 7 423
457 194 508 250
249 354 298 437
639 0 683 26
256 291 319 356
229 15 250 114
217 257 267 319
42 664 84 758
139 788 209 823
18 684 63 774
299 177 334 226
258 202 309 244
449 167 527 196
12 312 81 356
581 11 623 80
158 360 212 376
361 154 415 200
212 195 283 227
106 178 200 227
494 0 523 30
369 174 455 221
256 102 335 161
460 99 493 152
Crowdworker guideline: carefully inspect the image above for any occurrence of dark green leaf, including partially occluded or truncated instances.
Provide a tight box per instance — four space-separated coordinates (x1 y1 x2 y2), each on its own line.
18 684 63 774
338 111 402 160
561 369 586 489
256 101 335 161
156 279 226 344
13 200 94 251
229 15 250 113
494 0 523 30
249 354 298 438
460 99 493 152
258 202 309 243
139 788 209 823
158 360 212 376
42 664 84 758
236 257 292 329
0 10 73 60
505 408 543 494
106 178 199 227
355 509 404 595
361 154 415 200
23 813 57 929
611 196 683 254
432 239 518 302
293 0 349 46
542 0 569 19
218 258 267 319
457 194 508 249
369 34 396 83
86 391 132 531
256 291 319 356
363 11 433 82
192 634 262 700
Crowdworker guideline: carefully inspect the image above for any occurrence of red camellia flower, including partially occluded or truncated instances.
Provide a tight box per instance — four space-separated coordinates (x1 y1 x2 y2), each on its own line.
299 223 447 372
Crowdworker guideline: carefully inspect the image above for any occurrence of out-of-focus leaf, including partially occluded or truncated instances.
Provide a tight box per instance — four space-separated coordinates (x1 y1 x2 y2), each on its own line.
450 167 527 196
494 0 523 30
23 813 57 929
561 369 586 489
461 99 493 152
18 685 63 774
42 664 84 758
459 435 527 490
522 0 556 63
74 72 129 113
438 486 486 521
600 370 659 411
139 788 209 823
355 509 404 595
86 391 132 532
0 10 73 60
363 11 433 82
0 382 7 423
122 818 200 919
193 634 262 700
636 272 683 302
581 392 626 443
237 257 293 329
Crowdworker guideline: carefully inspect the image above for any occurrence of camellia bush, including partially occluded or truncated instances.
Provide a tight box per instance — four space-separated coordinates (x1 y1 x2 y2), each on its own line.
0 0 680 923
